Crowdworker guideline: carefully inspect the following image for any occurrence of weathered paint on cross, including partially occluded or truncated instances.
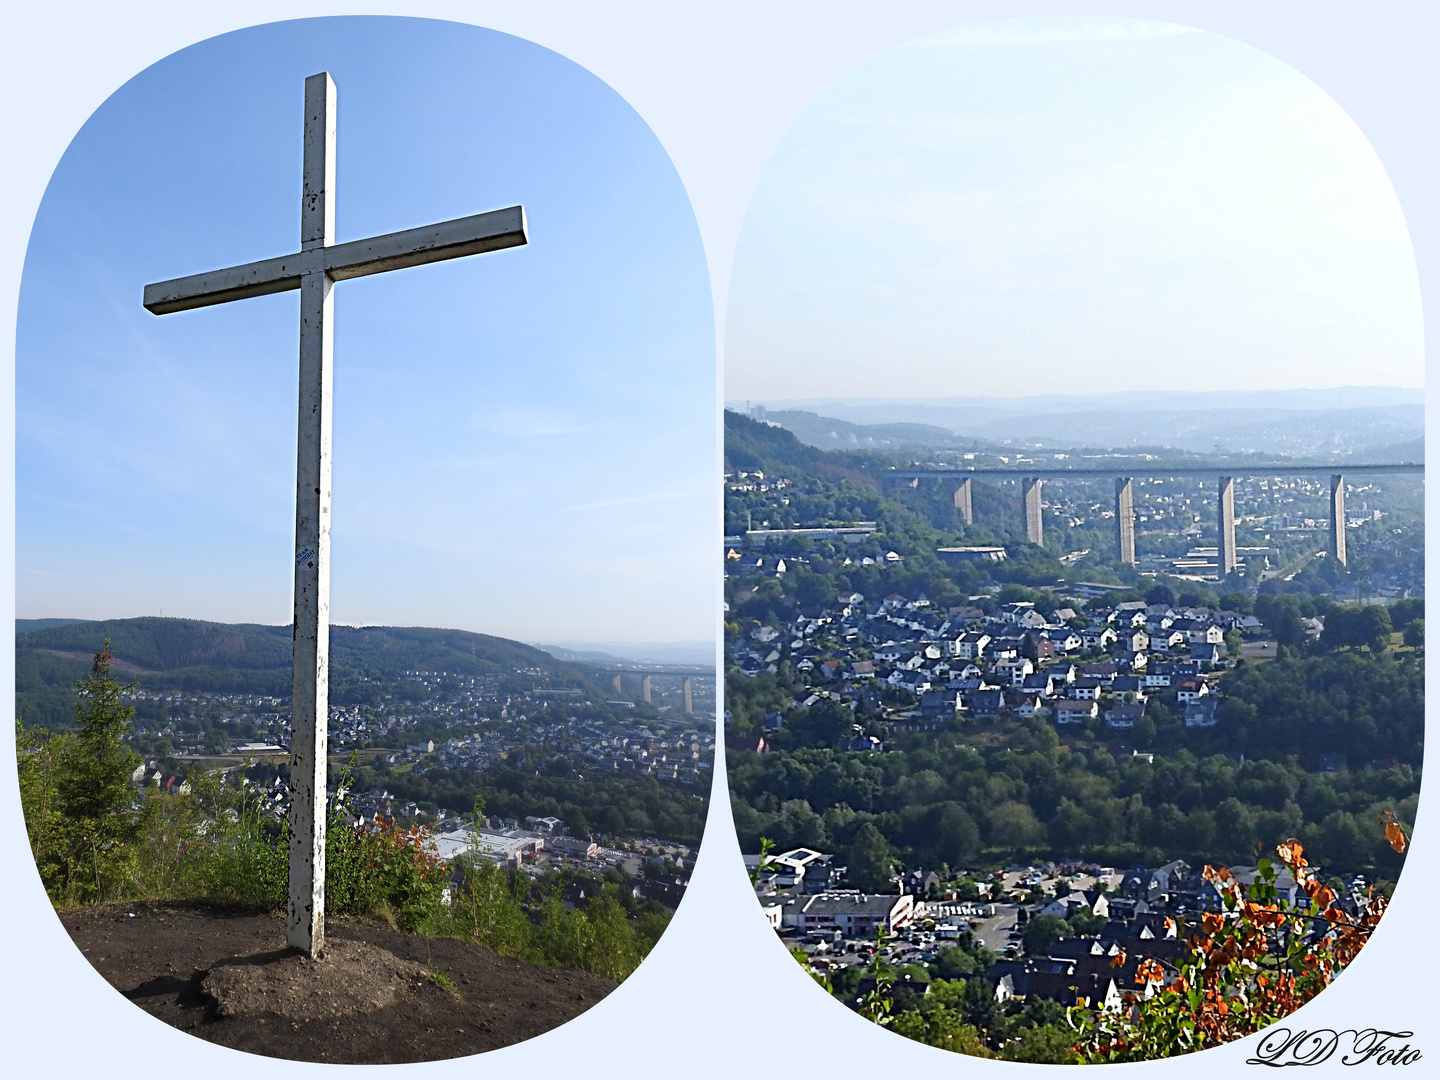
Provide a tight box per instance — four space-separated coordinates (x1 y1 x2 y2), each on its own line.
143 72 528 957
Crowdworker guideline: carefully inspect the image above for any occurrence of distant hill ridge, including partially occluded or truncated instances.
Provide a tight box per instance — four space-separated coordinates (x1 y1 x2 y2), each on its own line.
17 616 563 678
724 409 874 484
733 389 1423 459
16 618 586 732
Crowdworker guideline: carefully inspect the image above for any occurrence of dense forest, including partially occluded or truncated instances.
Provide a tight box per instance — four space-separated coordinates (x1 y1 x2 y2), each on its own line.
729 724 1415 884
353 758 708 848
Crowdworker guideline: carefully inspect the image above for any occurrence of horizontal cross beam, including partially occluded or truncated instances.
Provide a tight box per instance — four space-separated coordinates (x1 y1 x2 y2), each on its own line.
143 206 527 315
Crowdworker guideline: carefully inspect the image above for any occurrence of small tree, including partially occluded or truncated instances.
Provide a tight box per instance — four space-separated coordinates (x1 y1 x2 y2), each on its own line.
1224 629 1244 658
1022 913 1070 956
847 823 895 892
30 642 144 904
1403 618 1424 649
60 643 141 827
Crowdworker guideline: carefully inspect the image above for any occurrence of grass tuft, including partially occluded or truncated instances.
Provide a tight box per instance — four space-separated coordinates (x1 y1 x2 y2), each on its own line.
428 967 462 1001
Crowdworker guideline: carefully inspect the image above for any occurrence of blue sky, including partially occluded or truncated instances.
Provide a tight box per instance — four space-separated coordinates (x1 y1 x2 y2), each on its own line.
726 17 1423 401
17 16 714 644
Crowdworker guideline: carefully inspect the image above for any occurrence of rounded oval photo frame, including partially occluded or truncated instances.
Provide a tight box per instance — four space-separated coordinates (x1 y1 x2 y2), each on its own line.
723 14 1422 1067
14 14 717 1064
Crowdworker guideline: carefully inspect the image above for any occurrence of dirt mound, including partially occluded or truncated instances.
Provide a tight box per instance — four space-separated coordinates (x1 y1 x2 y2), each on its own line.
202 938 429 1021
60 900 616 1063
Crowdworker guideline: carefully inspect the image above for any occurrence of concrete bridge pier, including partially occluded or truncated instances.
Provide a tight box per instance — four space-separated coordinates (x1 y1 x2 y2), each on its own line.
1330 474 1347 565
1218 476 1237 577
612 673 623 696
1022 478 1044 546
683 676 693 715
642 675 652 705
954 478 974 525
1115 477 1136 565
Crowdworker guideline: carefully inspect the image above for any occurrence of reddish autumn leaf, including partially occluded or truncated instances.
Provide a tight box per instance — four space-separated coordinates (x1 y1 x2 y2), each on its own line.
1385 820 1408 853
1276 839 1306 868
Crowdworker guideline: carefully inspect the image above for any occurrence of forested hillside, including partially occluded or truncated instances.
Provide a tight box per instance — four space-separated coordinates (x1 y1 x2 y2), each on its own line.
16 617 583 730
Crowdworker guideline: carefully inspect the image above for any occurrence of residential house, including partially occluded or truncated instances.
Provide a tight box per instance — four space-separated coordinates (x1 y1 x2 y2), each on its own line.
1000 601 1037 623
1183 699 1220 728
1042 628 1083 654
1047 662 1078 685
1190 642 1225 668
1013 692 1045 717
994 656 1035 685
954 632 992 660
1105 703 1145 730
971 689 1006 717
1110 675 1147 701
1114 606 1149 629
1120 628 1150 653
920 689 962 720
997 966 1122 1011
1143 666 1179 688
1026 632 1057 661
1174 677 1210 704
1053 699 1097 725
989 636 1025 659
1020 671 1056 697
1151 629 1187 652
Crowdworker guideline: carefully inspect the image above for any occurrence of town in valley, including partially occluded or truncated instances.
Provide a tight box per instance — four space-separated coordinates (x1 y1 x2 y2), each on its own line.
724 402 1421 1059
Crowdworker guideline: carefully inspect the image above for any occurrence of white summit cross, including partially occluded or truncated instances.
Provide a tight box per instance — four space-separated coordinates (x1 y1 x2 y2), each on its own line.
144 72 528 957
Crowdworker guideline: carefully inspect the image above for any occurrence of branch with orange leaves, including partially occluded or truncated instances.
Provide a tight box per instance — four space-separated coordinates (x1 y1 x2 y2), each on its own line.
1069 819 1408 1064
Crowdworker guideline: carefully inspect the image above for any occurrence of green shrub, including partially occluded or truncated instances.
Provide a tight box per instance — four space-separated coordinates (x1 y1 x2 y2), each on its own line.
18 648 669 981
16 643 143 905
449 856 534 957
326 811 448 931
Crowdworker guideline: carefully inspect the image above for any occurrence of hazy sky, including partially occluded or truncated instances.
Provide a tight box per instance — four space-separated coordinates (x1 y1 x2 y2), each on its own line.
17 16 714 643
726 17 1423 401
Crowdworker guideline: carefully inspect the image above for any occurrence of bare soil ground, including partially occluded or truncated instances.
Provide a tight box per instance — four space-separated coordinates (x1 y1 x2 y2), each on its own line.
60 900 616 1063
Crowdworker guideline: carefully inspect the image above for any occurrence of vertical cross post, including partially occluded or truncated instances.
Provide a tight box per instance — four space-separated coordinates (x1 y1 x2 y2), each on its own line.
140 72 528 961
288 72 337 958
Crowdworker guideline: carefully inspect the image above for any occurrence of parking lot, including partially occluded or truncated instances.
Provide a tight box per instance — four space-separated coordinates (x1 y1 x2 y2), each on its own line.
970 904 1021 953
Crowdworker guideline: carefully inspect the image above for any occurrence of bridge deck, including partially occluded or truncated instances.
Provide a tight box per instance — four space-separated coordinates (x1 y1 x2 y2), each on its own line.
890 463 1422 480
